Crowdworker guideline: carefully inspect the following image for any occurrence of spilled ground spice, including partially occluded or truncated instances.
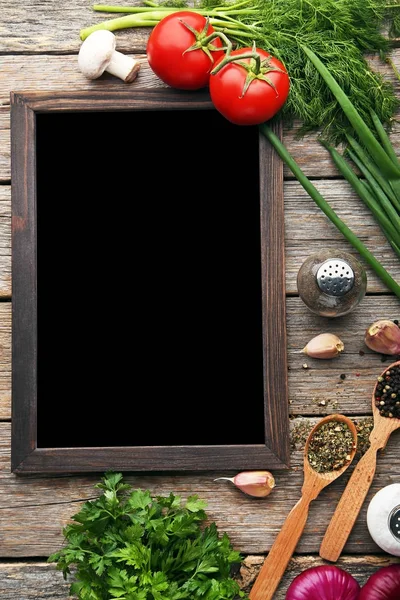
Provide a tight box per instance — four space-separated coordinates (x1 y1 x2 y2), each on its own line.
307 421 355 473
354 417 373 458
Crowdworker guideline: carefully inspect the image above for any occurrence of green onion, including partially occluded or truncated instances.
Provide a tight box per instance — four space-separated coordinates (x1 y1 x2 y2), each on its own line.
344 134 400 213
301 44 400 180
345 148 400 229
80 2 259 40
259 123 400 298
370 108 400 169
322 143 400 249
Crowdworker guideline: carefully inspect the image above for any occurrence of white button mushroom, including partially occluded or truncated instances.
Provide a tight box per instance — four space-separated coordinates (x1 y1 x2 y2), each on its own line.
367 483 400 556
78 30 141 83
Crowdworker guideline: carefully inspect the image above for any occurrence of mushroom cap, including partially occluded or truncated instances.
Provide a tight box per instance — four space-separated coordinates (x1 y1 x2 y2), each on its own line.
78 30 117 79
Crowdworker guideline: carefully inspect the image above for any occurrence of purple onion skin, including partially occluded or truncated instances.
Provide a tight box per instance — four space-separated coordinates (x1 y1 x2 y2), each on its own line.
358 565 400 600
285 565 360 600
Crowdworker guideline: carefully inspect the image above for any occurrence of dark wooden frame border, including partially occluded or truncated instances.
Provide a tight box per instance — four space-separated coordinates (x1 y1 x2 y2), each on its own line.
10 88 289 474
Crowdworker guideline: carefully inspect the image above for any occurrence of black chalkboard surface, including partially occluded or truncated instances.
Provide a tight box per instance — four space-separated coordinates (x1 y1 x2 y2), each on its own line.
11 88 289 473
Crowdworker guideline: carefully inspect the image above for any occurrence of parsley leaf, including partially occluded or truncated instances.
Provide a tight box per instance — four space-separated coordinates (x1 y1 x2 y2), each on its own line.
48 471 248 599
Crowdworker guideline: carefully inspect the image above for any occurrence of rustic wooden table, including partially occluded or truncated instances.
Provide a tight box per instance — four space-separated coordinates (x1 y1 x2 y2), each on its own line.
2 1 400 598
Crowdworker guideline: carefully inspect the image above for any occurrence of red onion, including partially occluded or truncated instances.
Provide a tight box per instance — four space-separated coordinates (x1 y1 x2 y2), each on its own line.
285 565 360 600
358 564 400 600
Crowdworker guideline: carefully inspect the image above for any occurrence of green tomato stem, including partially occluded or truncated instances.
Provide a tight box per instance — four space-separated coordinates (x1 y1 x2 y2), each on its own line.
210 41 260 75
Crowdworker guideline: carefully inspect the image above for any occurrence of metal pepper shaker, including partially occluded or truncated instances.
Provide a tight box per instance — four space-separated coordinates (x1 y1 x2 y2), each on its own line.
297 249 367 317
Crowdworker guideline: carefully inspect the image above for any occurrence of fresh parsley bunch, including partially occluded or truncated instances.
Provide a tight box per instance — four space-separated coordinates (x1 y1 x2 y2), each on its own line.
48 471 248 599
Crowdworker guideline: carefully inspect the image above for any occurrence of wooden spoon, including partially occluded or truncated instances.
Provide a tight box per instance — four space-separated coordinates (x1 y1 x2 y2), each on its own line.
319 359 400 563
249 413 357 600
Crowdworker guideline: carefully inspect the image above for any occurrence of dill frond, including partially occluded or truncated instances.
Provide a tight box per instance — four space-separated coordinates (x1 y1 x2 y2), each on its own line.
197 0 400 144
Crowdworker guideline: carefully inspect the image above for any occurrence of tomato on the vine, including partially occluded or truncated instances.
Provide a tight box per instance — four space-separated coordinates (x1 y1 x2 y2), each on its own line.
146 11 225 90
209 46 290 126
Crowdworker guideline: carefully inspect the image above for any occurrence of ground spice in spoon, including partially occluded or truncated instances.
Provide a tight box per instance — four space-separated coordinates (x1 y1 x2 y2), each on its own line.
307 421 355 473
374 364 400 419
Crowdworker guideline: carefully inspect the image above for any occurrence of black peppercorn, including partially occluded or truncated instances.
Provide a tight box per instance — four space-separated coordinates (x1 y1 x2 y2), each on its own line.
374 365 400 419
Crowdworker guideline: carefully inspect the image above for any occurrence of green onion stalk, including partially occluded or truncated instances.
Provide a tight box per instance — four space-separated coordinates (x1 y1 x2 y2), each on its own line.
80 2 260 40
259 44 400 298
260 123 400 298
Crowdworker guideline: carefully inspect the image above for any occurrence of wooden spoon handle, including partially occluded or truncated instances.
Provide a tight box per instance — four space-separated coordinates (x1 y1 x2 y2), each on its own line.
319 444 378 562
249 494 311 600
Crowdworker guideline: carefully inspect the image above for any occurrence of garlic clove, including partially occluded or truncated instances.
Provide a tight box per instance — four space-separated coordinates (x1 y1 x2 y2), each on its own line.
364 319 400 355
302 333 344 359
214 470 275 497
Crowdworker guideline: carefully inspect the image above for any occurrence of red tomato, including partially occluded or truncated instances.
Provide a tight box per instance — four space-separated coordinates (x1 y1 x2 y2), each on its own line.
209 47 290 125
146 11 225 90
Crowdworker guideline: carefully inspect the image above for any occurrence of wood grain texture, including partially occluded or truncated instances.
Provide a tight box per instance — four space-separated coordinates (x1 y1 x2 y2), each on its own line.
249 415 358 600
0 555 399 600
0 556 398 600
1 297 400 421
0 181 399 298
320 362 400 562
1 0 400 593
0 419 399 558
9 93 289 473
0 51 399 175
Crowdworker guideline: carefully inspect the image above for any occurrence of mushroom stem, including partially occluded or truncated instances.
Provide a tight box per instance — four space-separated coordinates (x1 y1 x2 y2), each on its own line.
78 30 141 83
107 50 141 82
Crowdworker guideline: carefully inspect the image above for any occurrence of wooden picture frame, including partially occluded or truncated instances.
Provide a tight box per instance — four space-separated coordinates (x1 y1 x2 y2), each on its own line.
10 88 289 474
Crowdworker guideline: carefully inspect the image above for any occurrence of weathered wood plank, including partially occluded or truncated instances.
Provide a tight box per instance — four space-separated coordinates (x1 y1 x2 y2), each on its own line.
1 0 400 594
1 0 151 54
1 51 400 179
0 186 11 298
1 297 400 420
0 555 399 599
284 179 400 293
0 418 399 557
0 303 11 419
0 178 399 297
2 0 400 64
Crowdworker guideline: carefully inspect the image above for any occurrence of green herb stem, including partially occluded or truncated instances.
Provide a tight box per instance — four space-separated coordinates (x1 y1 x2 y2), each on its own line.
391 239 400 258
346 148 400 230
80 8 258 39
325 143 400 247
260 123 400 298
93 3 258 16
80 13 164 38
93 4 176 11
360 181 400 259
345 134 400 213
301 44 400 180
370 109 400 168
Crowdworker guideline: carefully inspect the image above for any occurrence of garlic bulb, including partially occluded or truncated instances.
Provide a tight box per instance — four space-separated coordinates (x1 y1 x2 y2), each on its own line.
364 319 400 355
214 470 275 497
302 333 344 359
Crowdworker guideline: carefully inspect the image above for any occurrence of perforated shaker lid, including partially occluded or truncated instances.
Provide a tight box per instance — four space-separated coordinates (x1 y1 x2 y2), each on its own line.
316 258 355 297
